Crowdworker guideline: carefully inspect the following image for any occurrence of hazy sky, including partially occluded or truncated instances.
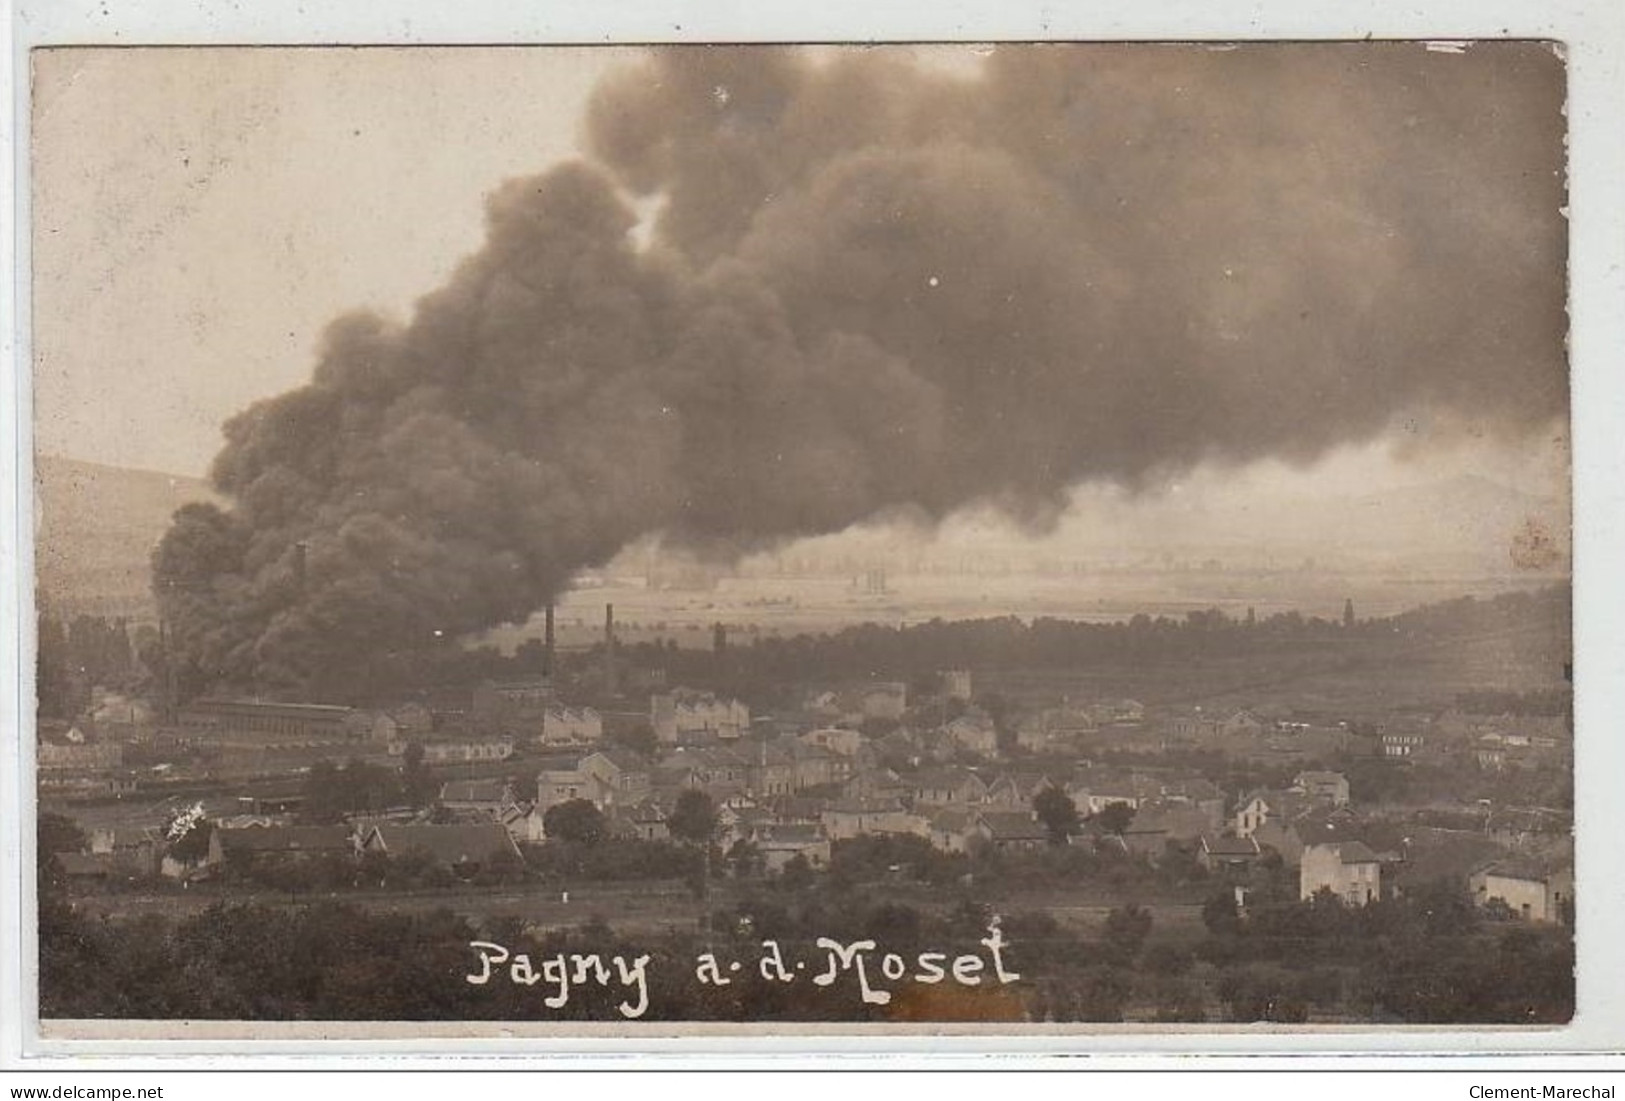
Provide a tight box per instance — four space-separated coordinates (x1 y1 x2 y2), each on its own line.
32 47 619 474
31 45 1570 508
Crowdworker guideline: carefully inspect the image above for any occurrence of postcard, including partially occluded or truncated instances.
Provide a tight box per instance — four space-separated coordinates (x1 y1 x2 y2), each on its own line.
11 29 1617 1060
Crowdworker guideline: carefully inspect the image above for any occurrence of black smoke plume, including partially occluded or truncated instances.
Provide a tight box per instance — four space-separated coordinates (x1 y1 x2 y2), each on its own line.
153 43 1567 699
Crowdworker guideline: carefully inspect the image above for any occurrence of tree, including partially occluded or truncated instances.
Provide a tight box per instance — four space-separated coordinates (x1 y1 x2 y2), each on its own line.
401 742 435 807
38 811 87 894
779 853 814 892
1202 889 1243 936
668 790 719 847
36 613 72 718
1094 801 1136 837
38 811 87 862
1033 786 1081 844
543 799 607 845
163 803 213 866
726 838 765 878
1103 903 1153 961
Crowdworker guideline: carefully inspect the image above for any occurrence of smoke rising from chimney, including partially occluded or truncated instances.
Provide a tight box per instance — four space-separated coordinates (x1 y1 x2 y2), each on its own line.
151 43 1567 698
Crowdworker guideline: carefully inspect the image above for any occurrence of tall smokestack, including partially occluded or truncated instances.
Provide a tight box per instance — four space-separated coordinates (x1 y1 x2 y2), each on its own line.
544 603 556 677
603 603 617 696
713 621 727 655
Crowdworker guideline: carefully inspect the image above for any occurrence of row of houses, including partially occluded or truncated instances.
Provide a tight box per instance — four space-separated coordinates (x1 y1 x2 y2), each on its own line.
51 818 524 882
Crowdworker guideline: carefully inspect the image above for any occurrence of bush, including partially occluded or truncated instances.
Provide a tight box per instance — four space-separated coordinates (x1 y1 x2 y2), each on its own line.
1150 977 1207 1022
1142 942 1194 977
1217 965 1311 1023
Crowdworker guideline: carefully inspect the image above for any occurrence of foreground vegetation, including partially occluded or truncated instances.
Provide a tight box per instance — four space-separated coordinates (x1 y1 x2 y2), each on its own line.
40 827 1572 1024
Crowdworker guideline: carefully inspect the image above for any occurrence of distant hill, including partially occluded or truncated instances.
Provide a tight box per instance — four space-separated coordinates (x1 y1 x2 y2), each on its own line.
34 455 215 619
1029 471 1570 572
30 453 1568 624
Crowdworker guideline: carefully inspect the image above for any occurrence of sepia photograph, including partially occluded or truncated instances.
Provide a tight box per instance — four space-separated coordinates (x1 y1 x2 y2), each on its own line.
22 38 1581 1041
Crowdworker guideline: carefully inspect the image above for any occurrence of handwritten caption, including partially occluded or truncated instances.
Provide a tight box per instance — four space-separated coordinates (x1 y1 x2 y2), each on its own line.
464 920 1020 1019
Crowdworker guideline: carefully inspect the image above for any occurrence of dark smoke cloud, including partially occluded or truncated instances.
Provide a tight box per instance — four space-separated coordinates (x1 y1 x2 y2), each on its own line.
154 42 1567 698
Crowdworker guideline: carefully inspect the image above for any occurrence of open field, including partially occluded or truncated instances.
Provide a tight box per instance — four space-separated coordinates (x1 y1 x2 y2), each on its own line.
63 878 1209 941
488 569 1565 654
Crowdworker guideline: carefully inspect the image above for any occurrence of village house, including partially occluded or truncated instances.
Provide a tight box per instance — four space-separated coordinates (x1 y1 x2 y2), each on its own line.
392 735 514 763
38 739 124 772
438 779 514 818
1012 716 1058 754
743 740 798 797
1381 828 1508 901
1169 709 1221 741
1233 788 1313 839
1117 813 1172 859
1250 817 1310 867
716 803 771 849
208 824 358 871
578 749 653 806
1293 770 1352 807
759 791 827 827
748 823 832 872
843 767 912 806
360 822 522 875
536 756 595 812
652 689 751 743
54 852 125 883
1069 772 1150 817
869 728 923 769
976 810 1050 852
539 705 603 748
910 766 989 809
658 745 751 792
1121 803 1215 858
86 826 160 878
1381 730 1427 759
1159 776 1229 825
390 701 436 737
499 802 548 845
1300 841 1382 905
821 797 927 842
1197 834 1263 874
610 799 671 843
537 750 652 813
1090 698 1147 726
984 771 1060 809
928 807 982 854
345 709 399 743
1469 859 1574 923
1220 709 1267 737
177 698 355 743
1037 702 1100 741
788 740 851 789
804 682 909 727
940 710 999 756
1485 807 1572 850
799 727 864 757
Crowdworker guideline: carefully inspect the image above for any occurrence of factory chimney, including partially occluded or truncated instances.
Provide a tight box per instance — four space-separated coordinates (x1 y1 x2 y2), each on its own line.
603 603 617 697
544 602 556 677
713 622 727 655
